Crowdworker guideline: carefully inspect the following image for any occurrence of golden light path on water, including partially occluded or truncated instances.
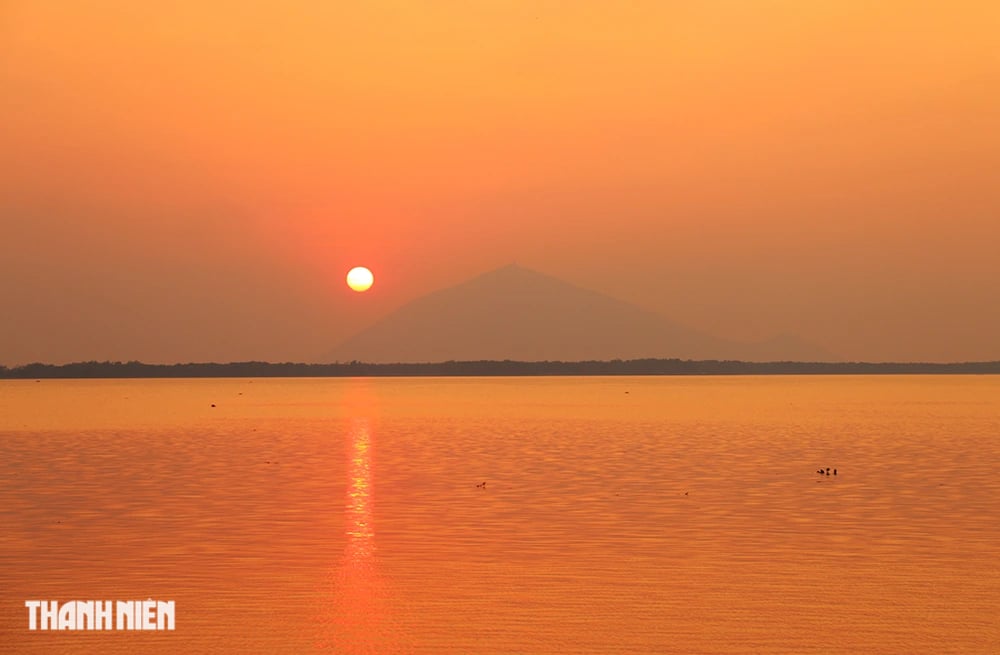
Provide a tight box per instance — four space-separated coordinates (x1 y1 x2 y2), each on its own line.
317 389 406 654
346 418 374 560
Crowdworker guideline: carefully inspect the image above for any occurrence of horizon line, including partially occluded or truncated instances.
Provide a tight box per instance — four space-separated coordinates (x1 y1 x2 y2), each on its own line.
3 358 999 379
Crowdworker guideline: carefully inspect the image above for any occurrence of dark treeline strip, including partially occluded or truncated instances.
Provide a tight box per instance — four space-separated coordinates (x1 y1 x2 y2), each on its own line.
2 359 1000 378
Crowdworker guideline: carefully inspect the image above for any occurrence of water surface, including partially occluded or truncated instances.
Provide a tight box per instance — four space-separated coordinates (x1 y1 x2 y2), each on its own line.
1 376 998 653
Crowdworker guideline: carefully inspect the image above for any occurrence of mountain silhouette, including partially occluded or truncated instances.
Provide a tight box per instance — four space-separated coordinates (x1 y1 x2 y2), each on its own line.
324 264 833 363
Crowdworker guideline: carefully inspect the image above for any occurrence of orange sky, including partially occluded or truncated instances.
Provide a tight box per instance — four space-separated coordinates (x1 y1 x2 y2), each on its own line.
2 1 998 364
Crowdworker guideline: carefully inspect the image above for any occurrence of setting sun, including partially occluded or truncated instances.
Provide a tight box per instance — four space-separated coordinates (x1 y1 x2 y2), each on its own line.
346 266 374 293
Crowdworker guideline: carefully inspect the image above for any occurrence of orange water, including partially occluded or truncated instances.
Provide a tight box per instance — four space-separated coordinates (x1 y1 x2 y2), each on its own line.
1 376 998 653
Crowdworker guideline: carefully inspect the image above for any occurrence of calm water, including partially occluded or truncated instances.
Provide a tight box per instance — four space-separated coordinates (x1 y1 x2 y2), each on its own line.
1 376 999 654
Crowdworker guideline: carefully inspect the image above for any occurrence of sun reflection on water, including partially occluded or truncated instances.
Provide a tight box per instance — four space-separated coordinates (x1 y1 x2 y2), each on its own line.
346 418 374 558
316 409 407 654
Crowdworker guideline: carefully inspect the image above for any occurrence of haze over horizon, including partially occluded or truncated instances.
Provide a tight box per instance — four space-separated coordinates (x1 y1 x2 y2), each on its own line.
3 2 999 365
325 263 836 364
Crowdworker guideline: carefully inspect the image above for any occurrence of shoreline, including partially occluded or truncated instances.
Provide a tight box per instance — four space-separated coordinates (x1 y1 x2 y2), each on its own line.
3 359 1000 379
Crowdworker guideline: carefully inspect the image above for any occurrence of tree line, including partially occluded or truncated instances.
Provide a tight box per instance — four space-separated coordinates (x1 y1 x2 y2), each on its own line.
2 358 999 378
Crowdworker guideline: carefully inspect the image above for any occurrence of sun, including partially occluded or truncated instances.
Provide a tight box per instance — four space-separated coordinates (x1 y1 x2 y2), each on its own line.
346 266 374 292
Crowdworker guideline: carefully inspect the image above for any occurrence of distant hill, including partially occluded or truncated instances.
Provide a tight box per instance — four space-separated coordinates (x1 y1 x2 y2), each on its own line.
323 264 834 363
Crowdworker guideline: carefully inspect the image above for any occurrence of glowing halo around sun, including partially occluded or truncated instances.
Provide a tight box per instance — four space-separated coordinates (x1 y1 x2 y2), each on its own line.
346 266 374 292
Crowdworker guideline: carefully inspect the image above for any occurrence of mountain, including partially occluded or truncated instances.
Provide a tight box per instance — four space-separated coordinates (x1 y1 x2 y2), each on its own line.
323 264 833 363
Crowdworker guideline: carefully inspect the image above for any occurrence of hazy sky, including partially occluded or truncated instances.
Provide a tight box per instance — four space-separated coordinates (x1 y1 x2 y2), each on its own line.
2 1 998 364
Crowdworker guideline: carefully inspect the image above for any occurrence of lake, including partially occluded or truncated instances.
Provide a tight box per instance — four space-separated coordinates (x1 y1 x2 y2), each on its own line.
1 376 998 653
